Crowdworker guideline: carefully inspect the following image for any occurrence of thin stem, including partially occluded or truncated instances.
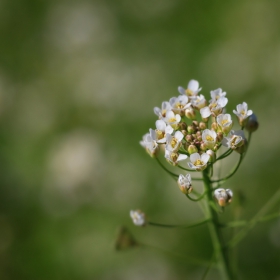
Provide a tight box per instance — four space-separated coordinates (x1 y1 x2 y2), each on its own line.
203 168 233 280
177 165 197 172
148 218 210 229
186 192 205 202
155 157 178 179
211 154 243 183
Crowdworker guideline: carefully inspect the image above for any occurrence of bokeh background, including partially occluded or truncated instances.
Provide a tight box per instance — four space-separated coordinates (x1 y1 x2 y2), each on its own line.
0 0 280 279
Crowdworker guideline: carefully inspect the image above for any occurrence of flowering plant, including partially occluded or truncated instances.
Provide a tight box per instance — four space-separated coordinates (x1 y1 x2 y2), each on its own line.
118 79 277 279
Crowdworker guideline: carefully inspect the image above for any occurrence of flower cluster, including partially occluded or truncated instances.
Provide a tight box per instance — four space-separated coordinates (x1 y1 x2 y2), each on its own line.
140 79 253 167
138 79 257 210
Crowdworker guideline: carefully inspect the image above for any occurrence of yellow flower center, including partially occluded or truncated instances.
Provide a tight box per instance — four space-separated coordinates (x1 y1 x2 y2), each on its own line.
221 119 229 126
194 159 204 166
186 89 194 96
171 152 178 162
206 135 214 141
169 117 176 123
171 137 177 148
156 130 164 140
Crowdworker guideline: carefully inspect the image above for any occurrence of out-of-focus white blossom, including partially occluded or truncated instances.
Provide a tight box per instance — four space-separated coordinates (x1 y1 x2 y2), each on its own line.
202 129 217 150
169 95 191 115
233 102 253 126
130 210 146 226
165 150 188 165
166 131 184 152
222 130 245 150
210 88 226 101
163 110 181 129
140 133 158 157
200 96 228 118
216 114 233 135
178 79 202 96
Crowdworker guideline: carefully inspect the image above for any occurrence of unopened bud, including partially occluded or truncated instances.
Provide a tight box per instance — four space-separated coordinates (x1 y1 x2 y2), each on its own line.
199 122 207 130
188 144 198 154
211 122 218 131
177 174 193 194
192 120 199 127
178 122 187 131
245 113 259 132
216 132 224 142
200 142 208 151
185 108 196 119
206 149 216 162
187 125 195 134
185 134 193 142
214 188 233 207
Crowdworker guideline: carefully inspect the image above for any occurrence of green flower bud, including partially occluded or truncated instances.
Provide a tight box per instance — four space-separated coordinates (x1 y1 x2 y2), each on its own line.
245 113 259 132
188 144 198 154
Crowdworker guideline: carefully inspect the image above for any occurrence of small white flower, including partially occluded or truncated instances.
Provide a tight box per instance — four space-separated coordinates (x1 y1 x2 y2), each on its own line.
177 174 193 194
222 130 245 150
202 129 217 149
169 95 191 115
216 114 233 135
233 102 253 125
163 110 181 129
210 88 226 101
214 188 233 207
188 152 210 171
178 79 202 96
166 131 184 152
149 120 173 144
200 96 228 118
190 94 207 109
140 133 158 157
165 149 188 165
154 101 172 119
130 210 146 226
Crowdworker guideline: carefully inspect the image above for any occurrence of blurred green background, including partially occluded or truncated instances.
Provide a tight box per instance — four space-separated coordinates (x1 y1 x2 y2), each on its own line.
0 0 280 279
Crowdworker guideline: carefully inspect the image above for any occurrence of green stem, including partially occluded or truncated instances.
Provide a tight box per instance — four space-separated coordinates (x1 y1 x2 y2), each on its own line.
202 168 233 280
148 218 210 229
211 154 243 183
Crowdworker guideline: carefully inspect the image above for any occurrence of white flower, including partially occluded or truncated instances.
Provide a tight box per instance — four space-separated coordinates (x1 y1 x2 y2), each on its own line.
177 174 192 194
169 95 191 115
202 129 217 149
165 149 188 165
166 131 184 152
214 188 233 207
222 130 245 150
178 79 202 96
210 88 226 101
149 120 173 144
140 133 158 157
154 101 172 119
233 102 253 125
190 94 207 109
200 96 228 118
216 114 233 135
188 152 210 171
130 210 146 226
163 110 181 129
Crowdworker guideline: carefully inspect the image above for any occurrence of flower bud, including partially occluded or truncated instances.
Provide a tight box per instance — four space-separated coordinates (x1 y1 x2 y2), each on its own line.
178 122 187 131
214 188 233 207
177 174 193 194
199 122 207 130
188 144 198 154
185 134 193 142
187 125 195 134
192 120 199 127
185 108 196 119
216 132 224 142
211 122 218 131
200 142 208 151
245 113 259 132
206 149 216 162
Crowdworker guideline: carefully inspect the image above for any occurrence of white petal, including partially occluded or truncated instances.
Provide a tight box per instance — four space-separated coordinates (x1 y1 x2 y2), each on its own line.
175 114 181 122
178 86 186 95
200 106 211 118
190 153 200 163
177 154 188 162
187 162 196 169
188 80 199 91
156 120 166 131
165 125 174 134
154 107 161 116
175 131 184 141
201 153 210 163
247 110 253 116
